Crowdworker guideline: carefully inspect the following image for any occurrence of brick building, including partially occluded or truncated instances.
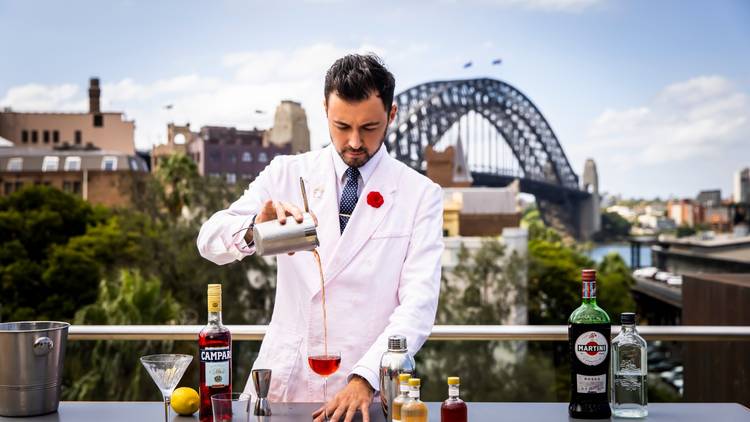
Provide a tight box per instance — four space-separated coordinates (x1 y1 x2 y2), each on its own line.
0 78 135 154
0 147 148 207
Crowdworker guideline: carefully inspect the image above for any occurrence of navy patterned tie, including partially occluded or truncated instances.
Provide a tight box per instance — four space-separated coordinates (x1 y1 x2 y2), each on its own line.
339 166 360 233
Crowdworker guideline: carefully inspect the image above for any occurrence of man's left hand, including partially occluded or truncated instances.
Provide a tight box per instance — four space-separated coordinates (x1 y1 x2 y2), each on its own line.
312 376 374 422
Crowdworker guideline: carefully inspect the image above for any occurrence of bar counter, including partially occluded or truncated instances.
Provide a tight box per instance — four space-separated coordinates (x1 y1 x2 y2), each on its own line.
1 401 748 421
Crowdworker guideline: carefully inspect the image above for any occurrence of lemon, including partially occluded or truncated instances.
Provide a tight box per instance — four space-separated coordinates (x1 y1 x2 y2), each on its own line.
171 387 200 416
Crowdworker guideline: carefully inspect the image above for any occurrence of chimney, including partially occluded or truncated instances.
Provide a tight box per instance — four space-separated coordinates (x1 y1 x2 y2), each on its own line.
89 77 101 114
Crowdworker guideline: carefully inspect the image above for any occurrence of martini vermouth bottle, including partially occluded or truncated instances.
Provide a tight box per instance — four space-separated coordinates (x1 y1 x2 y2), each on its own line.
568 269 611 419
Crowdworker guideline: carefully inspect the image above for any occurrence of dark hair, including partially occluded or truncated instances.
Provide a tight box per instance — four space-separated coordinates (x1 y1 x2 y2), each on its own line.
324 53 396 112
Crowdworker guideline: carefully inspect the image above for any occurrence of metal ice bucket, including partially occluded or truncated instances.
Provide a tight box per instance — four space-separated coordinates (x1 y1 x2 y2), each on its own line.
0 321 69 416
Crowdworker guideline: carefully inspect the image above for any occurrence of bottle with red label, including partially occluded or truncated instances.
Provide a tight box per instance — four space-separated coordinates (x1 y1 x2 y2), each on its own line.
199 284 232 422
568 269 611 419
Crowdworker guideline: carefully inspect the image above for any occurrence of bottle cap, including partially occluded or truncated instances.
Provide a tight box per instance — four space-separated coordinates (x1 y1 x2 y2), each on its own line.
621 312 636 325
388 335 407 352
447 376 460 385
581 269 596 281
399 373 411 383
207 284 222 311
408 378 421 387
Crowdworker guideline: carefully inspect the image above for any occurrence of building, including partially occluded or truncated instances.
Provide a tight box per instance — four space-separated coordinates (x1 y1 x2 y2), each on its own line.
188 126 290 183
696 189 721 207
0 78 135 155
265 100 310 154
735 168 750 204
667 199 703 227
152 101 310 183
0 147 148 207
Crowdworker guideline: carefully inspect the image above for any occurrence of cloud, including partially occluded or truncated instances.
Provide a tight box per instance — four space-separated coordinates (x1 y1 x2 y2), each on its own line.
441 0 603 12
582 75 750 167
0 43 393 150
0 83 85 111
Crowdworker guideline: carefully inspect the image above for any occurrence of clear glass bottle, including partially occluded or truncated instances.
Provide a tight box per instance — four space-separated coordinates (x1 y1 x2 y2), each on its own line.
440 376 467 422
611 312 648 418
401 378 428 422
392 373 412 422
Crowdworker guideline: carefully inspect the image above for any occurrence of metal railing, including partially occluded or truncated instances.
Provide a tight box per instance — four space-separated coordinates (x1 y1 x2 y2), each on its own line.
67 325 750 342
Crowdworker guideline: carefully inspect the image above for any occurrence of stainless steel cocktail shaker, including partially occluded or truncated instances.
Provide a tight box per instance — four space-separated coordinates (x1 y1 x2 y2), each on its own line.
252 177 319 256
379 335 415 421
252 212 319 256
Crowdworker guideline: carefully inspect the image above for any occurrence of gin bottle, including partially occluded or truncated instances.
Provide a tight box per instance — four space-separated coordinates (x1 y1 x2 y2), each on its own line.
612 312 648 418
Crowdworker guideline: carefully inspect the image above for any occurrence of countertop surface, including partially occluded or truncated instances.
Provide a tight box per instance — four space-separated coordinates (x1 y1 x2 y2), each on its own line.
1 401 749 421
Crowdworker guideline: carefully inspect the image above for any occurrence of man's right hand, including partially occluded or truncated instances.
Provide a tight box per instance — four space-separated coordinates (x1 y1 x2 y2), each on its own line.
244 200 317 252
256 199 306 225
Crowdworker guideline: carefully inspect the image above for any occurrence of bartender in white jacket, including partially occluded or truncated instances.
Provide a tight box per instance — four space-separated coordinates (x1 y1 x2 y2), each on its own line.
197 54 443 422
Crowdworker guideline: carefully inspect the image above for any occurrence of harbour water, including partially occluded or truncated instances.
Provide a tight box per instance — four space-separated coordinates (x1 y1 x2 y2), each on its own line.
588 243 652 268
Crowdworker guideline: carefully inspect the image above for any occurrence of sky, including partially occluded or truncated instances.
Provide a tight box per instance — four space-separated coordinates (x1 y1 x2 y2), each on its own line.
1 0 749 199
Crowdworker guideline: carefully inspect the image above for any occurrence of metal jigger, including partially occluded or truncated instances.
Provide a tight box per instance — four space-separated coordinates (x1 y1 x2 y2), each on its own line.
252 369 272 416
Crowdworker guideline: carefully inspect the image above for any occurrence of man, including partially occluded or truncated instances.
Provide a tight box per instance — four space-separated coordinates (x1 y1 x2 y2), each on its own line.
197 54 443 422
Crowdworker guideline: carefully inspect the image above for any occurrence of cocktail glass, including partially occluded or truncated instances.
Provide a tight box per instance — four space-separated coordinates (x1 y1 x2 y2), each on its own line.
140 354 193 422
308 351 341 421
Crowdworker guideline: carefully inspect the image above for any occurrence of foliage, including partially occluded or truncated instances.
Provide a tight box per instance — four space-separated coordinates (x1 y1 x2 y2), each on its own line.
63 269 183 401
0 186 107 321
593 211 632 242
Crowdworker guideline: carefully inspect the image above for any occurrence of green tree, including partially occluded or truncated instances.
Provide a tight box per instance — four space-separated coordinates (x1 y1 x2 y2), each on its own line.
594 211 632 242
63 269 183 401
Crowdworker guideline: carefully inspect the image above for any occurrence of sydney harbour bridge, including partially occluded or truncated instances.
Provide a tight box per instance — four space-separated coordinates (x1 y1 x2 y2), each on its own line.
386 78 600 240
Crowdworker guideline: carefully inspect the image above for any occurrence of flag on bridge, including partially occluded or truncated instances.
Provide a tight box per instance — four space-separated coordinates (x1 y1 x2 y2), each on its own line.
492 58 502 65
463 61 473 68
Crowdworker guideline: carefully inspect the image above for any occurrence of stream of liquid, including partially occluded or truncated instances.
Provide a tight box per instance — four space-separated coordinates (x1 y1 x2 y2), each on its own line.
311 248 328 356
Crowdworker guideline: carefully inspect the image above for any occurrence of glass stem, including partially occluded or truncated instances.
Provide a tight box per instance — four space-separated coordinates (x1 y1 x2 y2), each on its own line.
163 396 170 422
324 377 328 422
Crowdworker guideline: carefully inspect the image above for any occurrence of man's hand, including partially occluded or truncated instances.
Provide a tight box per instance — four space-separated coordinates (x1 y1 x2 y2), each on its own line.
312 376 374 422
244 200 317 253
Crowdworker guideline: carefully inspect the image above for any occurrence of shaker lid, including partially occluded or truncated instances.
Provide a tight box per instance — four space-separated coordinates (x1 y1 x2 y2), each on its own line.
388 335 407 351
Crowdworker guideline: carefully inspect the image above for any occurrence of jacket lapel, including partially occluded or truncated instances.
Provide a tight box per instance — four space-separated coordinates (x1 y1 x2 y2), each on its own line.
303 146 340 292
322 153 400 286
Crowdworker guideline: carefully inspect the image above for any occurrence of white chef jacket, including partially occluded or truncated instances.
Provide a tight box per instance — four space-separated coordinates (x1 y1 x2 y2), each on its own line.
197 144 443 402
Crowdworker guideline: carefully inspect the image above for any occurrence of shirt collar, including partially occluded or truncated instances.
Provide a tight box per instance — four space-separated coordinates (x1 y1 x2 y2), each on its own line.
331 143 386 187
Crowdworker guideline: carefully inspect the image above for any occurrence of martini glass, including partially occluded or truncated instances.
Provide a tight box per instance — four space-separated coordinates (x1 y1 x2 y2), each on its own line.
140 354 193 422
308 351 341 421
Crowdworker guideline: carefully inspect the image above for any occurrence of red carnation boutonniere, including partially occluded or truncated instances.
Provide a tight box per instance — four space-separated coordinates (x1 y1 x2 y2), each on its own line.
367 191 384 208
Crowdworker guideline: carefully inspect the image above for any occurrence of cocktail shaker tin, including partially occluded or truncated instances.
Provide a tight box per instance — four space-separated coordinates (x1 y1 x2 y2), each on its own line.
379 335 415 421
252 212 319 256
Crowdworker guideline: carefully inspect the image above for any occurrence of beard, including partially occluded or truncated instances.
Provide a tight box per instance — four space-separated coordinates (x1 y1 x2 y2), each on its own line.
333 132 386 168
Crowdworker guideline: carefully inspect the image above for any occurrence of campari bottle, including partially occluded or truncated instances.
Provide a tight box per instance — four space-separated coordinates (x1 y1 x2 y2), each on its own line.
199 284 232 422
568 269 611 419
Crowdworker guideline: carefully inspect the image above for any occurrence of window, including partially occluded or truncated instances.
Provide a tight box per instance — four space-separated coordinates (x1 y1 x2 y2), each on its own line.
7 157 22 171
31 130 38 144
63 181 81 194
258 152 268 162
93 114 103 127
21 130 28 143
129 158 139 171
209 151 221 162
226 173 237 184
75 130 82 145
42 156 60 172
242 152 252 162
43 130 50 144
53 131 60 144
102 156 117 171
64 156 81 171
229 153 237 163
195 152 201 163
4 182 13 195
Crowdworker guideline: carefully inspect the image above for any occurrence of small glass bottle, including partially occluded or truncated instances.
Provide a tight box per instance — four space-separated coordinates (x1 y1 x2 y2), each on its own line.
441 376 467 422
392 373 412 422
401 378 428 422
611 312 648 418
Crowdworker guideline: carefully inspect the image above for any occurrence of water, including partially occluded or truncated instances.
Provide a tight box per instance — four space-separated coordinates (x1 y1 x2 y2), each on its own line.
588 243 652 268
613 372 648 418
